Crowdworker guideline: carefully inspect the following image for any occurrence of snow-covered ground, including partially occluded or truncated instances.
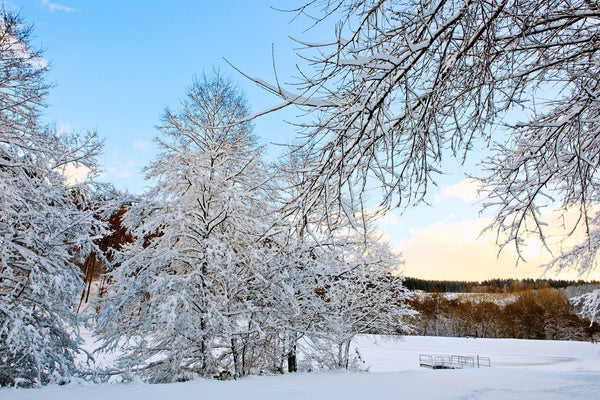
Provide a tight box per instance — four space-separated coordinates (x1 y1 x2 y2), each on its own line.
1 335 598 400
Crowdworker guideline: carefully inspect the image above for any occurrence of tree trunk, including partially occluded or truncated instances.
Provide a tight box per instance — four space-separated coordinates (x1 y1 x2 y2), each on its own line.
231 338 239 377
287 344 297 373
344 340 351 369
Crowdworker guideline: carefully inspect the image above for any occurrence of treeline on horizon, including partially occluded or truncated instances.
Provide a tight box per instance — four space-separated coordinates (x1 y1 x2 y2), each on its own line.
404 277 600 293
408 288 600 341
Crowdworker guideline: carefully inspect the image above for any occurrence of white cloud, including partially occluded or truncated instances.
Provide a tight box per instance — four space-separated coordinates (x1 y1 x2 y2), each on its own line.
40 0 76 13
435 178 484 204
3 27 49 69
105 161 134 179
133 139 151 151
397 218 545 281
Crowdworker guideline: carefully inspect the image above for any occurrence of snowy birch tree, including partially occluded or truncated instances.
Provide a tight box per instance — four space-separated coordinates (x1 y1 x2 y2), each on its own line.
0 9 109 387
96 73 279 382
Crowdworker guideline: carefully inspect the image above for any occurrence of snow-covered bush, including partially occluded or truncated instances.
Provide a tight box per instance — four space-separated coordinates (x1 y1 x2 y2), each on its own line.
572 289 600 325
300 235 413 369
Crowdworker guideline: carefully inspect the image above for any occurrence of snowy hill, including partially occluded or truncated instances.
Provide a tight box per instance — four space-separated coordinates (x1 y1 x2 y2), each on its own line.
1 335 598 400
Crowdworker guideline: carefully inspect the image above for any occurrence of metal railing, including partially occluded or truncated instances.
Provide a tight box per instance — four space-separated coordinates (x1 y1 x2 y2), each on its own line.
419 354 490 369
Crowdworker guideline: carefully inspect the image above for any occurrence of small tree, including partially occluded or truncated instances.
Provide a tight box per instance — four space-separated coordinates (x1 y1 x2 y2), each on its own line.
310 237 412 369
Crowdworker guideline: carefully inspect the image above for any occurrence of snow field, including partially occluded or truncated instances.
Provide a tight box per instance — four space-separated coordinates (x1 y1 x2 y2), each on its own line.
1 335 598 400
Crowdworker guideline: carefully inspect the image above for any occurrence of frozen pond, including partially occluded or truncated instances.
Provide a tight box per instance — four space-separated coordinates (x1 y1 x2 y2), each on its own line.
1 335 599 400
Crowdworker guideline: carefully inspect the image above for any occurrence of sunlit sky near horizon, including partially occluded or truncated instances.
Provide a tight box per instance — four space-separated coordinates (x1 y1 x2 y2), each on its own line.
10 0 599 282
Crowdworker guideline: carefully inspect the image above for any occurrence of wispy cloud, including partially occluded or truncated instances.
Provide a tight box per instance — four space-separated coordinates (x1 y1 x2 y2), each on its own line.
56 121 71 136
40 0 76 13
133 139 152 151
397 217 549 281
105 161 135 179
104 150 136 179
435 178 484 204
3 27 49 68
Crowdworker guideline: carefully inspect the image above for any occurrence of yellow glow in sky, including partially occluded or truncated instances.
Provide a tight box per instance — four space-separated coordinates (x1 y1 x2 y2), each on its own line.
381 179 600 282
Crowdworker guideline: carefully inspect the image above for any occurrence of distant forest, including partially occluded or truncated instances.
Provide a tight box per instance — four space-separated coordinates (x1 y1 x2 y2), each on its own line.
404 277 600 293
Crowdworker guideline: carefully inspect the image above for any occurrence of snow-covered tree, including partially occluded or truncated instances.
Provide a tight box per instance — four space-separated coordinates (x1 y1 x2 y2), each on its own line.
302 234 412 369
572 290 600 325
246 0 600 300
244 224 413 372
96 73 278 382
263 148 412 371
0 9 109 387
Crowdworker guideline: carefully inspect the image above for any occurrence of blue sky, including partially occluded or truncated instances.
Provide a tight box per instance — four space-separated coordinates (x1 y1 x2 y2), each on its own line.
10 0 597 281
13 0 308 192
